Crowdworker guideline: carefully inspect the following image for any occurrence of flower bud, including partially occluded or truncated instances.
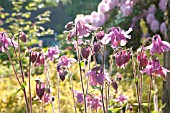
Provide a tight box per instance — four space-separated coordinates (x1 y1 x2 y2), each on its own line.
19 32 27 43
81 46 91 59
111 79 118 92
65 21 74 30
93 42 100 54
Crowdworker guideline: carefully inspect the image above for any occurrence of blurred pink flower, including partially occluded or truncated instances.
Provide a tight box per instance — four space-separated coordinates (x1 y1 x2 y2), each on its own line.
160 22 166 35
0 32 18 52
146 14 155 24
91 97 102 110
57 55 76 67
81 46 91 59
43 93 54 104
150 20 159 33
74 90 84 104
159 0 168 12
115 94 127 103
120 1 133 17
96 31 105 40
144 35 170 55
98 1 109 13
46 45 60 61
91 11 106 27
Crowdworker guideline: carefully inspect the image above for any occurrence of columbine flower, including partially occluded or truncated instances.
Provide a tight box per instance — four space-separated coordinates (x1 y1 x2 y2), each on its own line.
43 92 54 104
96 31 105 40
36 81 46 99
120 1 133 17
57 56 76 81
81 46 91 59
93 42 100 54
74 90 84 104
85 67 110 86
19 31 27 43
142 59 170 79
115 94 127 104
46 45 60 61
115 50 131 68
137 52 148 67
150 20 159 33
31 52 45 66
0 32 18 52
101 27 132 48
144 35 170 55
67 20 97 40
90 97 102 110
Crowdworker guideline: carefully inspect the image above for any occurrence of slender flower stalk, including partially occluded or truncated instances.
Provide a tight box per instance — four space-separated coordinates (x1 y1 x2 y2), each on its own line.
41 97 44 113
153 76 159 112
57 73 60 113
28 51 32 113
148 75 153 113
70 74 78 113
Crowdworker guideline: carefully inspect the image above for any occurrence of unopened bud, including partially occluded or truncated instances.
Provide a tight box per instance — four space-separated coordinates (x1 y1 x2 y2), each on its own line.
19 32 27 43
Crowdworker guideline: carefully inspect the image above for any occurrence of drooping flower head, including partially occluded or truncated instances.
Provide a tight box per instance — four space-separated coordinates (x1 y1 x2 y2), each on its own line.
115 50 131 68
101 27 132 48
81 46 91 59
142 59 170 79
36 81 46 99
46 45 60 61
0 32 18 52
31 51 45 66
144 35 170 55
137 52 148 67
43 92 54 104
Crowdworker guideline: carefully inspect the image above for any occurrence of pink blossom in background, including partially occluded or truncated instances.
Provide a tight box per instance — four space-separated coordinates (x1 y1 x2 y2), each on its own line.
91 11 106 27
159 0 168 12
160 22 166 35
96 31 105 40
150 20 159 33
84 15 92 24
148 4 156 14
90 97 102 110
74 91 84 104
103 0 119 10
43 93 54 104
146 14 155 24
46 45 60 61
0 32 18 52
98 1 109 13
120 0 133 17
115 94 127 103
144 35 170 55
142 59 170 79
57 55 76 67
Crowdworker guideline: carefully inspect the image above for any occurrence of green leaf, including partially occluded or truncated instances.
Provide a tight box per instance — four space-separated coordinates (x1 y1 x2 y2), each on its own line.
109 108 122 112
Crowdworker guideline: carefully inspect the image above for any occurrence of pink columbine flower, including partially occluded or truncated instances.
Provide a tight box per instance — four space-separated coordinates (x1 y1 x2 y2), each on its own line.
43 93 54 104
0 32 18 52
81 46 91 59
46 45 60 61
120 1 133 17
144 35 170 55
67 20 97 40
150 20 159 33
36 82 46 99
74 90 84 104
137 52 148 67
115 94 127 104
57 55 76 67
115 50 131 68
101 27 132 48
93 42 101 54
90 97 103 110
85 67 110 86
31 51 45 66
142 59 170 79
96 31 105 40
